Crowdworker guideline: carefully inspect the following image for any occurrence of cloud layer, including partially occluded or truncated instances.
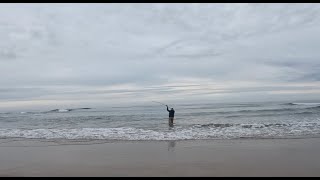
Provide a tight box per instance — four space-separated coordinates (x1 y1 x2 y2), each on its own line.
1 3 320 110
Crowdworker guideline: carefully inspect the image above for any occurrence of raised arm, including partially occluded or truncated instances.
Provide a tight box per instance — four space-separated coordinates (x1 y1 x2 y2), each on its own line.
166 105 169 112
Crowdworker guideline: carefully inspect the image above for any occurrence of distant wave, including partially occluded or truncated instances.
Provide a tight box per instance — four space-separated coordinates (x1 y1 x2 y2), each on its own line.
237 108 296 113
15 108 93 114
294 111 314 115
187 105 320 117
224 111 315 118
13 104 320 117
47 109 71 113
45 108 92 113
282 103 298 106
283 103 320 106
183 104 261 110
234 106 320 113
305 106 320 110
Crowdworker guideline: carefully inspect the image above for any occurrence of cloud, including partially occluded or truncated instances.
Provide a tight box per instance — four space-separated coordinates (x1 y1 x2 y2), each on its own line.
1 3 320 109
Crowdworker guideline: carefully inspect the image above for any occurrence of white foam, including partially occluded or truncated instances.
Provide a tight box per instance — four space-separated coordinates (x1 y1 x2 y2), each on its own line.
292 103 320 106
0 123 320 141
58 109 69 112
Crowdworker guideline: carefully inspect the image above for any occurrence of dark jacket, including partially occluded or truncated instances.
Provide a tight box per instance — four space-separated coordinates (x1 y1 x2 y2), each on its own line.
167 106 175 117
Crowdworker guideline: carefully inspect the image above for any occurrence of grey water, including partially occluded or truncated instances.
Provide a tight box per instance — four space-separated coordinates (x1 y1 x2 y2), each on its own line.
1 102 320 141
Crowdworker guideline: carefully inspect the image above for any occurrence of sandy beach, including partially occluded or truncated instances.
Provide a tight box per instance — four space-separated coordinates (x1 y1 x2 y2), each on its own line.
0 137 320 176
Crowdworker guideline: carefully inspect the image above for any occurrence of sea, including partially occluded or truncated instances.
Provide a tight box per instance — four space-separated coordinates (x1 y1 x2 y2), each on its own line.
1 102 320 141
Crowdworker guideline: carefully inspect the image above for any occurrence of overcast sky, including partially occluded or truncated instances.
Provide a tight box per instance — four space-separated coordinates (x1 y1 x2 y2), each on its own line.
1 3 320 110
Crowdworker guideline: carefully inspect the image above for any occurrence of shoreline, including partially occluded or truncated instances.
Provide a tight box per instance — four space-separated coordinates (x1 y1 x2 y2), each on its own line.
1 137 320 176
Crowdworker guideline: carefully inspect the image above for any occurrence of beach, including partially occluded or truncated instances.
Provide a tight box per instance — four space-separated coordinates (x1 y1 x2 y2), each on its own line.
2 2 320 177
1 137 320 176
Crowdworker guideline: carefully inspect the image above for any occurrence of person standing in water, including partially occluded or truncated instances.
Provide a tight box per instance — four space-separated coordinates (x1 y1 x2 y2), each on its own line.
166 105 175 126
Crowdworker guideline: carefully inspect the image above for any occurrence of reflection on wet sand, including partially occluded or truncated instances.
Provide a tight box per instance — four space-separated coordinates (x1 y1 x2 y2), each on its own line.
168 141 176 152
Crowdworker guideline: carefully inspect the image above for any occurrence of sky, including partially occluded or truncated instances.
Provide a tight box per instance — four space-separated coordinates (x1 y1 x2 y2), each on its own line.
1 3 320 110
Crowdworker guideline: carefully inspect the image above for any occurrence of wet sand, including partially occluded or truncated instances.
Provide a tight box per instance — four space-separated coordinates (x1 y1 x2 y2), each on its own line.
1 138 320 176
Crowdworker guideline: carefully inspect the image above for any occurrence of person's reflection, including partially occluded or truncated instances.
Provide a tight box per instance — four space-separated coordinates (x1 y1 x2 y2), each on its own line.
167 141 176 152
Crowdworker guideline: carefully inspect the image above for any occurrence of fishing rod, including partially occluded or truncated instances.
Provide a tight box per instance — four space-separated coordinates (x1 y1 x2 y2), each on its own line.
151 101 174 110
151 101 167 106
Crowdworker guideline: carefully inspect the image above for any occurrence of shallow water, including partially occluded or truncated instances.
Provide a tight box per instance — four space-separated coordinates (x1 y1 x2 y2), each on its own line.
1 102 320 140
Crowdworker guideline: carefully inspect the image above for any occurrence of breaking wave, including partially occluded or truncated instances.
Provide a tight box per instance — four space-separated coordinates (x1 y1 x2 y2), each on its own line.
1 122 320 141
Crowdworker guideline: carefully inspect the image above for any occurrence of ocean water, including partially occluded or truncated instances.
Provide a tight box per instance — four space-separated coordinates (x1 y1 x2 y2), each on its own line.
1 102 320 141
